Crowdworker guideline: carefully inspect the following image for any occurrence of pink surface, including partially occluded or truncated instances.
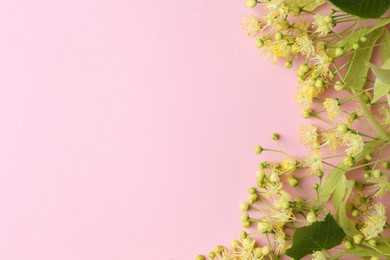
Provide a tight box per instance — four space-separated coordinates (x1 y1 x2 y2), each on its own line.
0 1 305 259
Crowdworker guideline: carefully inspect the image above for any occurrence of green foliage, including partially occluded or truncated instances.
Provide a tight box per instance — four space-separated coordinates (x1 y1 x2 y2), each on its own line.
332 177 358 237
344 28 384 92
327 0 390 18
372 59 390 103
285 214 346 259
380 28 390 63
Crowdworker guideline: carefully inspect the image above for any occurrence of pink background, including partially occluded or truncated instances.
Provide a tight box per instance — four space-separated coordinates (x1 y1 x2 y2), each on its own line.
0 1 304 259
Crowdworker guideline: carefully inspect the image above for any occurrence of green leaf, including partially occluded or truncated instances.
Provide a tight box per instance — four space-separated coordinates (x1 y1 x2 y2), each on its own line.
380 28 390 64
295 0 325 11
332 177 358 237
327 0 390 18
368 62 390 84
285 214 346 260
372 58 390 102
344 28 384 92
319 141 380 204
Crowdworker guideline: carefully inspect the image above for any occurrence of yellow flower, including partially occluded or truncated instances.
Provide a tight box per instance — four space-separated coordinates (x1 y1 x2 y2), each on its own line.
312 51 332 78
379 106 390 129
342 132 364 156
240 15 261 36
312 251 327 260
322 131 340 153
295 35 315 57
298 124 318 147
281 158 297 173
263 0 288 20
360 203 387 240
295 85 314 108
323 98 341 119
304 150 323 174
313 14 333 36
234 237 256 258
369 176 390 198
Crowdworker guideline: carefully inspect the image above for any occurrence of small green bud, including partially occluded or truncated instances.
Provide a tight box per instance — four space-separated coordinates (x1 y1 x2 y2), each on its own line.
254 38 264 48
254 145 263 154
335 47 344 57
368 239 377 246
315 79 324 88
313 183 319 190
274 32 283 40
337 124 348 134
215 246 223 253
240 202 250 211
240 213 249 221
360 35 368 43
271 133 279 140
352 209 359 217
344 240 352 249
196 256 205 260
372 169 382 178
248 187 257 195
261 245 272 256
359 197 367 204
370 257 380 260
364 172 371 180
343 156 354 167
324 15 333 23
287 177 298 187
365 153 373 161
329 8 336 14
242 220 251 228
299 63 309 72
329 71 335 79
285 60 292 68
381 162 390 169
302 109 312 118
352 43 360 50
334 81 344 91
240 231 248 239
245 0 257 8
248 194 258 204
306 212 317 223
208 252 216 259
353 234 363 245
230 240 240 249
317 170 324 178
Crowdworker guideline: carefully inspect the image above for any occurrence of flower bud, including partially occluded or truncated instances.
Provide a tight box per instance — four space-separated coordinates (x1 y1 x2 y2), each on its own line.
337 124 348 134
306 212 317 223
271 133 279 140
344 240 352 249
353 234 363 244
287 177 298 187
245 0 257 8
240 202 250 211
261 246 272 256
208 252 216 259
335 47 344 57
302 109 312 118
254 145 263 154
372 169 382 178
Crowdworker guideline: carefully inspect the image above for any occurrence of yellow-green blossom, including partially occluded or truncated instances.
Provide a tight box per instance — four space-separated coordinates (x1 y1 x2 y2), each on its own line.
360 203 387 240
304 150 323 174
313 14 334 36
298 124 318 147
323 98 341 119
240 15 261 36
342 132 364 156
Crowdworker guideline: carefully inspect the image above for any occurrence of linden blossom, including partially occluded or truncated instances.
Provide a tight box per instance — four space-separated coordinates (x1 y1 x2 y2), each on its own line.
197 0 390 259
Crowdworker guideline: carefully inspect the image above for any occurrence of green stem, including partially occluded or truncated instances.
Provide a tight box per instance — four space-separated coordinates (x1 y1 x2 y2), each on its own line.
357 96 390 140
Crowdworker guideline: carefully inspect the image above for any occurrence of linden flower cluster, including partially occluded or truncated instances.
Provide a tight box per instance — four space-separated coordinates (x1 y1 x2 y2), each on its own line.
196 0 390 259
